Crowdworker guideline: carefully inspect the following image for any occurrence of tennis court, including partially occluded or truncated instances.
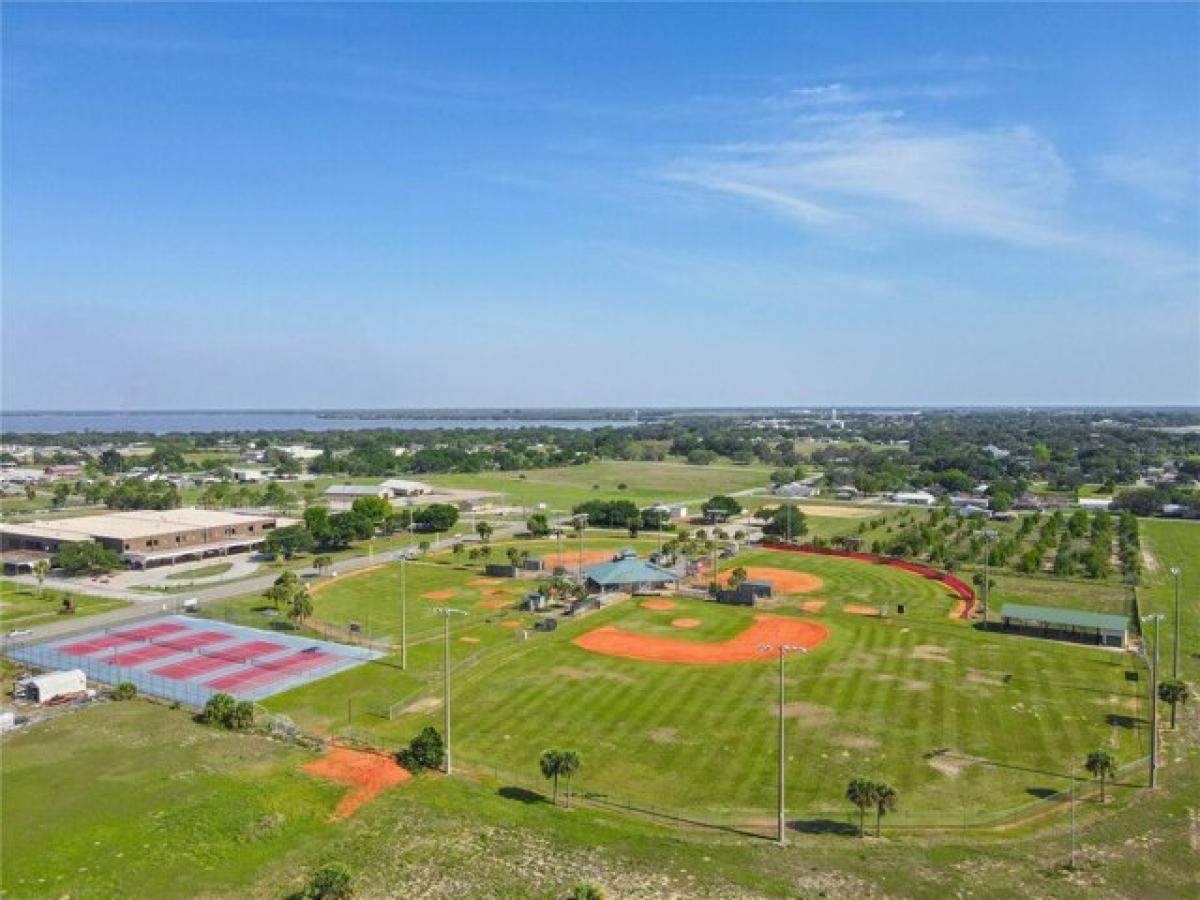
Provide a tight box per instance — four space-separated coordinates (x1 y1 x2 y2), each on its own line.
7 616 379 706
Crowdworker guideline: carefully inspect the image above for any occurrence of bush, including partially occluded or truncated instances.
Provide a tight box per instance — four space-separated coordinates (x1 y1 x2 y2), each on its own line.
199 693 253 730
114 681 138 700
396 725 444 772
568 884 605 900
299 863 353 899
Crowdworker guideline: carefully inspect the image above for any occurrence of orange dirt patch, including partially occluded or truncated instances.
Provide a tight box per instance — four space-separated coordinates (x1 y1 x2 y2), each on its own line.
573 614 830 665
479 598 511 610
800 600 827 613
538 550 614 570
500 619 522 629
421 589 456 601
671 618 702 629
843 604 880 617
719 566 824 594
640 598 678 611
484 588 510 596
469 578 503 586
302 748 411 820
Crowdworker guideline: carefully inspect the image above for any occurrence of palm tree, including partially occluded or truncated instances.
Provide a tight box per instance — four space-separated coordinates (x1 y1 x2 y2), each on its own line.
32 559 50 599
540 751 564 806
1085 750 1117 802
558 750 580 808
872 782 897 837
1158 679 1190 730
313 554 333 576
845 777 875 837
289 586 313 625
475 521 494 544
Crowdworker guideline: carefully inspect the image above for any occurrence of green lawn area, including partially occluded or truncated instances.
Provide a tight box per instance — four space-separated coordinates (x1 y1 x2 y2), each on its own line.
164 561 234 580
423 460 774 509
0 580 129 628
1139 518 1200 681
260 547 1149 831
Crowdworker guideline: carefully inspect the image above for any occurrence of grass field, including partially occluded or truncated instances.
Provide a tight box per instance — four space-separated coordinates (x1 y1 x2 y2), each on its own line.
164 561 234 580
422 460 774 509
257 547 1150 830
0 580 129 628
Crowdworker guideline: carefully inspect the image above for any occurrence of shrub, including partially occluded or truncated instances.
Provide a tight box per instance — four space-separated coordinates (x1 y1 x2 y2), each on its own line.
396 726 444 772
199 692 253 730
114 681 138 701
568 884 605 900
299 863 353 899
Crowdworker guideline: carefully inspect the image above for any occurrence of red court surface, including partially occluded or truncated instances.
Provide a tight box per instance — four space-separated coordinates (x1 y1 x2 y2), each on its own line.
206 650 337 692
108 644 184 666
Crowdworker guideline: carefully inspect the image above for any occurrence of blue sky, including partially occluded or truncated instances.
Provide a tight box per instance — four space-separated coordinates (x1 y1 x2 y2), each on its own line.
3 3 1197 409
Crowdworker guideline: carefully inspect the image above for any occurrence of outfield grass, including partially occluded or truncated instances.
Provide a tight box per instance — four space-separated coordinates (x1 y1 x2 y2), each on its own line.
0 580 129 628
422 460 773 509
261 548 1148 830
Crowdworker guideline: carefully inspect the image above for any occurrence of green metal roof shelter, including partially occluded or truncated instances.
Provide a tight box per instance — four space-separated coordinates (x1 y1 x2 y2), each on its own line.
999 603 1129 648
583 556 679 592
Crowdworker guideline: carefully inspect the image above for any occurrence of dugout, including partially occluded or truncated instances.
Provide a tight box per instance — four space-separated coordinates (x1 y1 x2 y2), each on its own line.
998 603 1129 649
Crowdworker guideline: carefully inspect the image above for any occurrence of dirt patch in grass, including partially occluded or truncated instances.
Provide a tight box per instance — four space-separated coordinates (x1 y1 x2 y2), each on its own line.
671 618 702 629
1141 548 1160 575
640 598 677 611
400 696 442 715
799 600 827 613
926 749 983 779
468 578 503 586
913 644 953 663
421 589 456 601
719 566 824 594
649 726 681 744
573 614 830 665
479 598 511 610
967 669 1007 687
551 666 636 684
834 734 881 751
302 747 411 819
460 636 480 644
537 550 615 570
873 673 931 691
778 702 835 726
843 603 880 617
500 619 522 629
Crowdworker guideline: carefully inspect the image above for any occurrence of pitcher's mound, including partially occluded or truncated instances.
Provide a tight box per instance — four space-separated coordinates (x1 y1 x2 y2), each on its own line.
302 748 411 820
640 598 677 611
719 567 824 594
573 614 829 665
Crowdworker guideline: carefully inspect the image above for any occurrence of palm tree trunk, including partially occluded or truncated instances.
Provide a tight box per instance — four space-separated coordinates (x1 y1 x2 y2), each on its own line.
565 776 570 808
859 807 865 837
1170 702 1177 730
1100 776 1106 803
552 773 559 806
875 808 881 838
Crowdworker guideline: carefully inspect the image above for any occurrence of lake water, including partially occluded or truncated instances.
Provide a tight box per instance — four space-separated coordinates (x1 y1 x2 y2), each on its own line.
0 411 628 435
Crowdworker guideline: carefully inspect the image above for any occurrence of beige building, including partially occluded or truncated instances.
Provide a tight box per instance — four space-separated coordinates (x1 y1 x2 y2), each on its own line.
0 508 277 570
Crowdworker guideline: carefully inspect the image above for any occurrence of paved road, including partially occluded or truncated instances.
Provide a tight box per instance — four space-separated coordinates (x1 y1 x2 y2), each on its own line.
3 524 523 647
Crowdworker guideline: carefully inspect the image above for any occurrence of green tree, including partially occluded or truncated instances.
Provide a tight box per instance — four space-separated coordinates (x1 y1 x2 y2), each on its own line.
51 482 71 507
1085 750 1117 802
845 777 875 837
200 692 237 726
32 559 49 598
704 495 743 518
526 512 550 537
51 541 123 575
396 726 444 772
263 524 315 560
313 554 333 575
350 495 392 530
727 566 748 590
872 782 897 837
416 503 459 532
1159 679 1190 730
229 700 255 730
288 586 314 624
266 570 301 609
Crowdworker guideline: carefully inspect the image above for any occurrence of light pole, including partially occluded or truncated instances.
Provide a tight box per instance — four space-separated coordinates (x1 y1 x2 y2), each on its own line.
760 642 807 845
1143 613 1163 788
981 529 998 624
434 607 468 774
1170 567 1182 679
574 513 588 582
398 549 408 670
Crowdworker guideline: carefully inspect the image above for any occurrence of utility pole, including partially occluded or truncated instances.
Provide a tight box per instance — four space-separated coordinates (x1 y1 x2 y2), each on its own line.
399 550 408 670
981 529 997 624
575 513 587 582
1143 613 1163 788
761 643 806 845
1069 773 1076 869
435 607 468 774
1170 566 1182 679
786 503 792 544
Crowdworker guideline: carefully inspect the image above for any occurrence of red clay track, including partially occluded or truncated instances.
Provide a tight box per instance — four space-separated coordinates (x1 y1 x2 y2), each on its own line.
761 543 976 618
573 614 830 665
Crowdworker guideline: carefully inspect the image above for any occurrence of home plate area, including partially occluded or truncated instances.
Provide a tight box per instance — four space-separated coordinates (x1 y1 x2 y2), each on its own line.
9 615 378 705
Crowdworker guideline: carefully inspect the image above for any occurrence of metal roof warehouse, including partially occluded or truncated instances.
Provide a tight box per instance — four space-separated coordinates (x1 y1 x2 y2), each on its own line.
998 603 1130 648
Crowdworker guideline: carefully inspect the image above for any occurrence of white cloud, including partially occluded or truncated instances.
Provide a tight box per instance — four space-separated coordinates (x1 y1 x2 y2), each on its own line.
665 118 1073 247
1095 147 1200 208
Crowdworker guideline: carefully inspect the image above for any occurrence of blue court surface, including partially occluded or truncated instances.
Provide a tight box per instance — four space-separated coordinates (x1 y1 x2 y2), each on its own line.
7 615 380 706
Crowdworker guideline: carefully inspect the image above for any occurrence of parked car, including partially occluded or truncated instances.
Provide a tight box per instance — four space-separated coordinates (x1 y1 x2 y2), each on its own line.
5 629 33 639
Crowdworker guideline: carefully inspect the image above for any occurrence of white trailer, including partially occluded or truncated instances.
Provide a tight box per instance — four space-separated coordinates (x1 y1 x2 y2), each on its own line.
24 669 87 703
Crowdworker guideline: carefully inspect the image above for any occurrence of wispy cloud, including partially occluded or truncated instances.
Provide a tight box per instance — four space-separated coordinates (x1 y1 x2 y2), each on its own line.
1094 147 1200 209
664 118 1073 247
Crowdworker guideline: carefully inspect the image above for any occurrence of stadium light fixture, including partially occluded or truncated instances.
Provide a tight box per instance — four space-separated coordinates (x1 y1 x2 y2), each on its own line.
433 607 468 774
